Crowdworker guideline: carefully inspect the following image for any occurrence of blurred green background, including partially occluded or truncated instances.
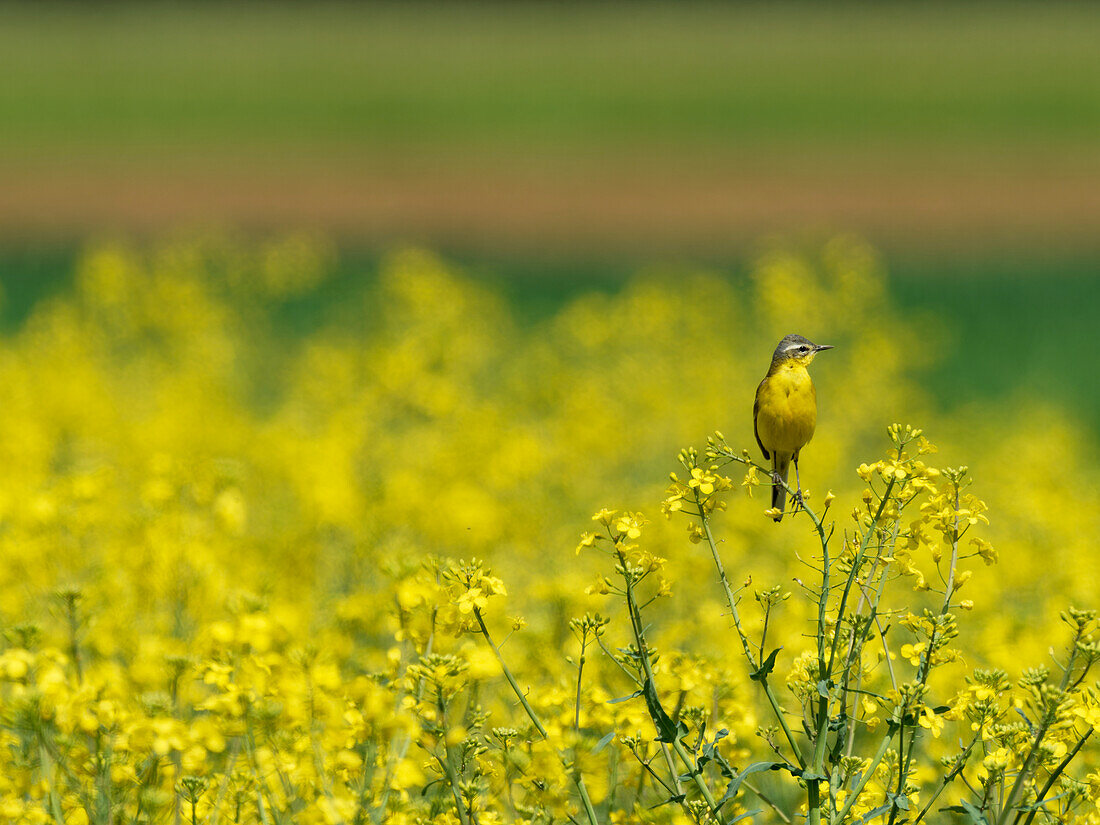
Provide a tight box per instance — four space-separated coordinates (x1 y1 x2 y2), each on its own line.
2 2 1099 429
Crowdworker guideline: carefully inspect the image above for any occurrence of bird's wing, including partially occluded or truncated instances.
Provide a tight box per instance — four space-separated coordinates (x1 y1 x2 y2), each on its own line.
753 382 769 460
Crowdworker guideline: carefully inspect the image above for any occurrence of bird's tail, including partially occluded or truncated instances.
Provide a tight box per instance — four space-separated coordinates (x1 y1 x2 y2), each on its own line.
771 453 790 523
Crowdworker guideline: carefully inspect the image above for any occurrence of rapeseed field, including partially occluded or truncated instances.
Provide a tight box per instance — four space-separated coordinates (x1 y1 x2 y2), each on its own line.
0 235 1096 824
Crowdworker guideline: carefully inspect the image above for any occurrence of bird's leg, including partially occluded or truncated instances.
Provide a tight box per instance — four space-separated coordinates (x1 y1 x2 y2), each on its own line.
792 454 804 511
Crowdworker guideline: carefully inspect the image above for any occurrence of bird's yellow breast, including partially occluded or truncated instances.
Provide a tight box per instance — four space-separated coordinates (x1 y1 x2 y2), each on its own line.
756 364 817 454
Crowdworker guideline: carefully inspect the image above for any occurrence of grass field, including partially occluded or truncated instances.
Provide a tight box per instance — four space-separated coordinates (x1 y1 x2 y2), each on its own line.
3 3 1099 152
3 2 1100 254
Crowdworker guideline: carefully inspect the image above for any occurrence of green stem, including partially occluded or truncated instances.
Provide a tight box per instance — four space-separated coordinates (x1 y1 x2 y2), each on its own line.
597 638 699 820
38 743 67 825
659 742 689 807
911 734 979 825
474 609 548 739
474 608 600 825
617 547 721 817
441 740 472 825
810 476 896 825
744 779 793 825
826 476 898 679
1019 729 1091 825
808 496 834 825
244 725 276 825
435 681 474 825
671 737 721 813
204 741 241 825
844 553 897 758
574 634 587 733
830 729 894 825
576 775 600 825
961 489 1083 825
888 498 961 825
712 441 905 825
887 719 908 825
375 607 437 822
995 645 1079 825
693 492 807 770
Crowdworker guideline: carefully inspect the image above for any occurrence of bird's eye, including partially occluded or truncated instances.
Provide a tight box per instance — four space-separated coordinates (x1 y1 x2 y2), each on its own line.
799 345 809 352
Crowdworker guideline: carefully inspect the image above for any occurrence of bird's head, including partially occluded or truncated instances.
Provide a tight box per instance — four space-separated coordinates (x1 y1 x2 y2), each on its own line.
771 334 834 367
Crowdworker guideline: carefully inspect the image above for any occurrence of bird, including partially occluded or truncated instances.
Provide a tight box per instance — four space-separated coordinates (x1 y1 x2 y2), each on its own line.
753 334 833 522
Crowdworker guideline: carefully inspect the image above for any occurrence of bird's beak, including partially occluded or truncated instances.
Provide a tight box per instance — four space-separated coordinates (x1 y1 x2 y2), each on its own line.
814 344 835 352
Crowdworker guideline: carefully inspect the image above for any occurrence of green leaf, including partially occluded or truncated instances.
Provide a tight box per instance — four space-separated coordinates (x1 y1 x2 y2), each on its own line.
715 762 788 810
855 804 892 823
749 648 782 682
642 677 685 743
607 690 643 704
1018 792 1068 812
649 794 686 810
592 731 615 755
727 810 762 824
943 801 990 824
959 800 989 823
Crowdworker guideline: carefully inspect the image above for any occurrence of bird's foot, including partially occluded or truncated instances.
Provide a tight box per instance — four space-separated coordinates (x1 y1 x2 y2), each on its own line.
791 489 805 511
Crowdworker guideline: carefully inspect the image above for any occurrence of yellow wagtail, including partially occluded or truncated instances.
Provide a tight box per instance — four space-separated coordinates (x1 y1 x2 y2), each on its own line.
753 334 833 522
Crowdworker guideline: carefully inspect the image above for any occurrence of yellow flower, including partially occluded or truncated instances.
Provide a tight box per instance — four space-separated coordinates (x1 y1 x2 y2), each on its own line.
688 468 716 495
1075 700 1100 729
456 588 488 614
741 467 760 496
614 512 647 539
392 758 425 790
900 642 926 666
970 538 998 565
576 531 599 554
0 649 32 681
918 707 944 738
661 491 686 514
592 508 618 526
983 747 1012 772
